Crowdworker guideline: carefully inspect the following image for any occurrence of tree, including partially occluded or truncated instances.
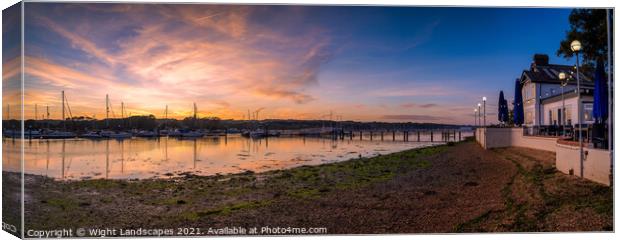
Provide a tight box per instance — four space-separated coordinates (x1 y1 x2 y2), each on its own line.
557 9 612 73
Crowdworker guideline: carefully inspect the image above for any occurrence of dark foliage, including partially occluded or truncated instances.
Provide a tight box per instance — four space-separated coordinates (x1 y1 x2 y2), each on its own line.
557 9 612 74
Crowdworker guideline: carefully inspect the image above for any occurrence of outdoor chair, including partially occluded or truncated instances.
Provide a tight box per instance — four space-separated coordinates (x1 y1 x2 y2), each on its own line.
592 123 606 149
562 125 574 138
539 125 547 136
549 125 558 136
573 124 589 142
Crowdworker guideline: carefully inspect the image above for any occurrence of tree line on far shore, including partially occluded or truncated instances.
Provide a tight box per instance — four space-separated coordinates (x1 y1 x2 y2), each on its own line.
2 116 467 132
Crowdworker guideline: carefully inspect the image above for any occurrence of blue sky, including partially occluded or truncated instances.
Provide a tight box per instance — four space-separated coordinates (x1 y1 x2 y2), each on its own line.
7 4 575 124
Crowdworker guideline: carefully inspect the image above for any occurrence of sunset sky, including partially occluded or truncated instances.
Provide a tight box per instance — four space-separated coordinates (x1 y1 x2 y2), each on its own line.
4 4 576 124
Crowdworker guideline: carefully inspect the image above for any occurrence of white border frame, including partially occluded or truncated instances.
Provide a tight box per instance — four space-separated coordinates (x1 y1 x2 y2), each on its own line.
0 1 617 240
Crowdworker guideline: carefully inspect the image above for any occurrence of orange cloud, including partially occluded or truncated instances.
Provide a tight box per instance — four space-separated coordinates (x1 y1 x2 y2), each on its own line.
2 56 20 81
25 4 333 120
25 56 118 89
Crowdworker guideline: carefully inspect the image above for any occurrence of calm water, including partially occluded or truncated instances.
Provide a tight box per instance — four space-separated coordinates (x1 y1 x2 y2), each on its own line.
3 132 471 180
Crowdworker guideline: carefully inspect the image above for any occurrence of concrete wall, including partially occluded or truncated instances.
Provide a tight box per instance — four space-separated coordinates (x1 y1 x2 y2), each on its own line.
476 127 557 151
476 127 612 186
556 144 612 185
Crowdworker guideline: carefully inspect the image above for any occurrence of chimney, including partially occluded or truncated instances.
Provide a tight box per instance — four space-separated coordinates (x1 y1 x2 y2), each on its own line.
533 54 549 66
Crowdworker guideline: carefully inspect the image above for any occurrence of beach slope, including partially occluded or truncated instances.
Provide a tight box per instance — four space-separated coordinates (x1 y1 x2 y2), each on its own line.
18 140 612 234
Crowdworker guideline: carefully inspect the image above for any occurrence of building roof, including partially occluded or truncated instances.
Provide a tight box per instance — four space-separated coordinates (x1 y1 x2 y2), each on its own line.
520 60 594 88
540 88 594 105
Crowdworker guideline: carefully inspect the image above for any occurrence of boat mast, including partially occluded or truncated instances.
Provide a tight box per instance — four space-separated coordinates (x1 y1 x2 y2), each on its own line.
35 104 38 120
121 101 125 128
193 102 198 128
105 94 109 128
62 90 66 129
330 110 333 129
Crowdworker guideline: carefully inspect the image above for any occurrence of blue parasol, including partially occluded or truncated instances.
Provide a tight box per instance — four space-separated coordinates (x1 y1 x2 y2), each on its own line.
498 91 506 122
502 99 508 122
592 59 608 123
513 78 524 125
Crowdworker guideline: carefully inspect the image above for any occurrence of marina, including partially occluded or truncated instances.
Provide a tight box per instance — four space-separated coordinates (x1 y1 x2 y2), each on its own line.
2 133 471 180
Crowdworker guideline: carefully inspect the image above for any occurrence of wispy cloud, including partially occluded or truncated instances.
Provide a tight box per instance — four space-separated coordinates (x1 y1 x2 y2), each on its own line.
371 86 459 97
36 16 117 65
400 103 438 109
419 103 438 108
2 57 20 83
25 4 337 119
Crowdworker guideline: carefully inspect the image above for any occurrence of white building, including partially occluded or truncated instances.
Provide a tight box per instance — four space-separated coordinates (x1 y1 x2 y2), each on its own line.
519 54 594 127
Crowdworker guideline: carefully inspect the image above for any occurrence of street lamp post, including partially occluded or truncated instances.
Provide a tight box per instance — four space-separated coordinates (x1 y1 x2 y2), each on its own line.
571 40 584 178
477 103 481 128
474 108 478 127
482 97 487 127
558 72 568 136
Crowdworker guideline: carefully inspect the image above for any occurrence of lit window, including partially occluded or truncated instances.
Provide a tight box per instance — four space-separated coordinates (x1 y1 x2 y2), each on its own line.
526 111 533 124
583 103 593 122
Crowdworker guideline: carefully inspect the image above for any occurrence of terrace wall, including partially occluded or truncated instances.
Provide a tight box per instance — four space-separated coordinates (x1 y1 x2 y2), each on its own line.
475 127 611 186
475 127 557 151
555 143 612 185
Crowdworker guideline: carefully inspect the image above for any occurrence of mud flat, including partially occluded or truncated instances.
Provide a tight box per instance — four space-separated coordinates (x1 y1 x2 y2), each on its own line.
12 139 612 235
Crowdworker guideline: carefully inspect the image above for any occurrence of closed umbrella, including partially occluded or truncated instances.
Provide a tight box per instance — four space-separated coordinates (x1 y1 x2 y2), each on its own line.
498 91 506 123
513 79 524 126
592 59 608 148
502 98 509 123
592 59 608 124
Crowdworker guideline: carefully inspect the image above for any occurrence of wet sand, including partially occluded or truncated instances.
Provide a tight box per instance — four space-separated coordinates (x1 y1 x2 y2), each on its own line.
10 139 613 235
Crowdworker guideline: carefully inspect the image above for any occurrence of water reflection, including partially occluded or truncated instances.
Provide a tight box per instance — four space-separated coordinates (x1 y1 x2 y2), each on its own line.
3 133 470 180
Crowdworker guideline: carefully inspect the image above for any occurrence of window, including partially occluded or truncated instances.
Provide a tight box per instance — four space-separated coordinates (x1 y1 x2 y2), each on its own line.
565 106 572 125
523 83 534 100
526 111 533 124
583 103 593 122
